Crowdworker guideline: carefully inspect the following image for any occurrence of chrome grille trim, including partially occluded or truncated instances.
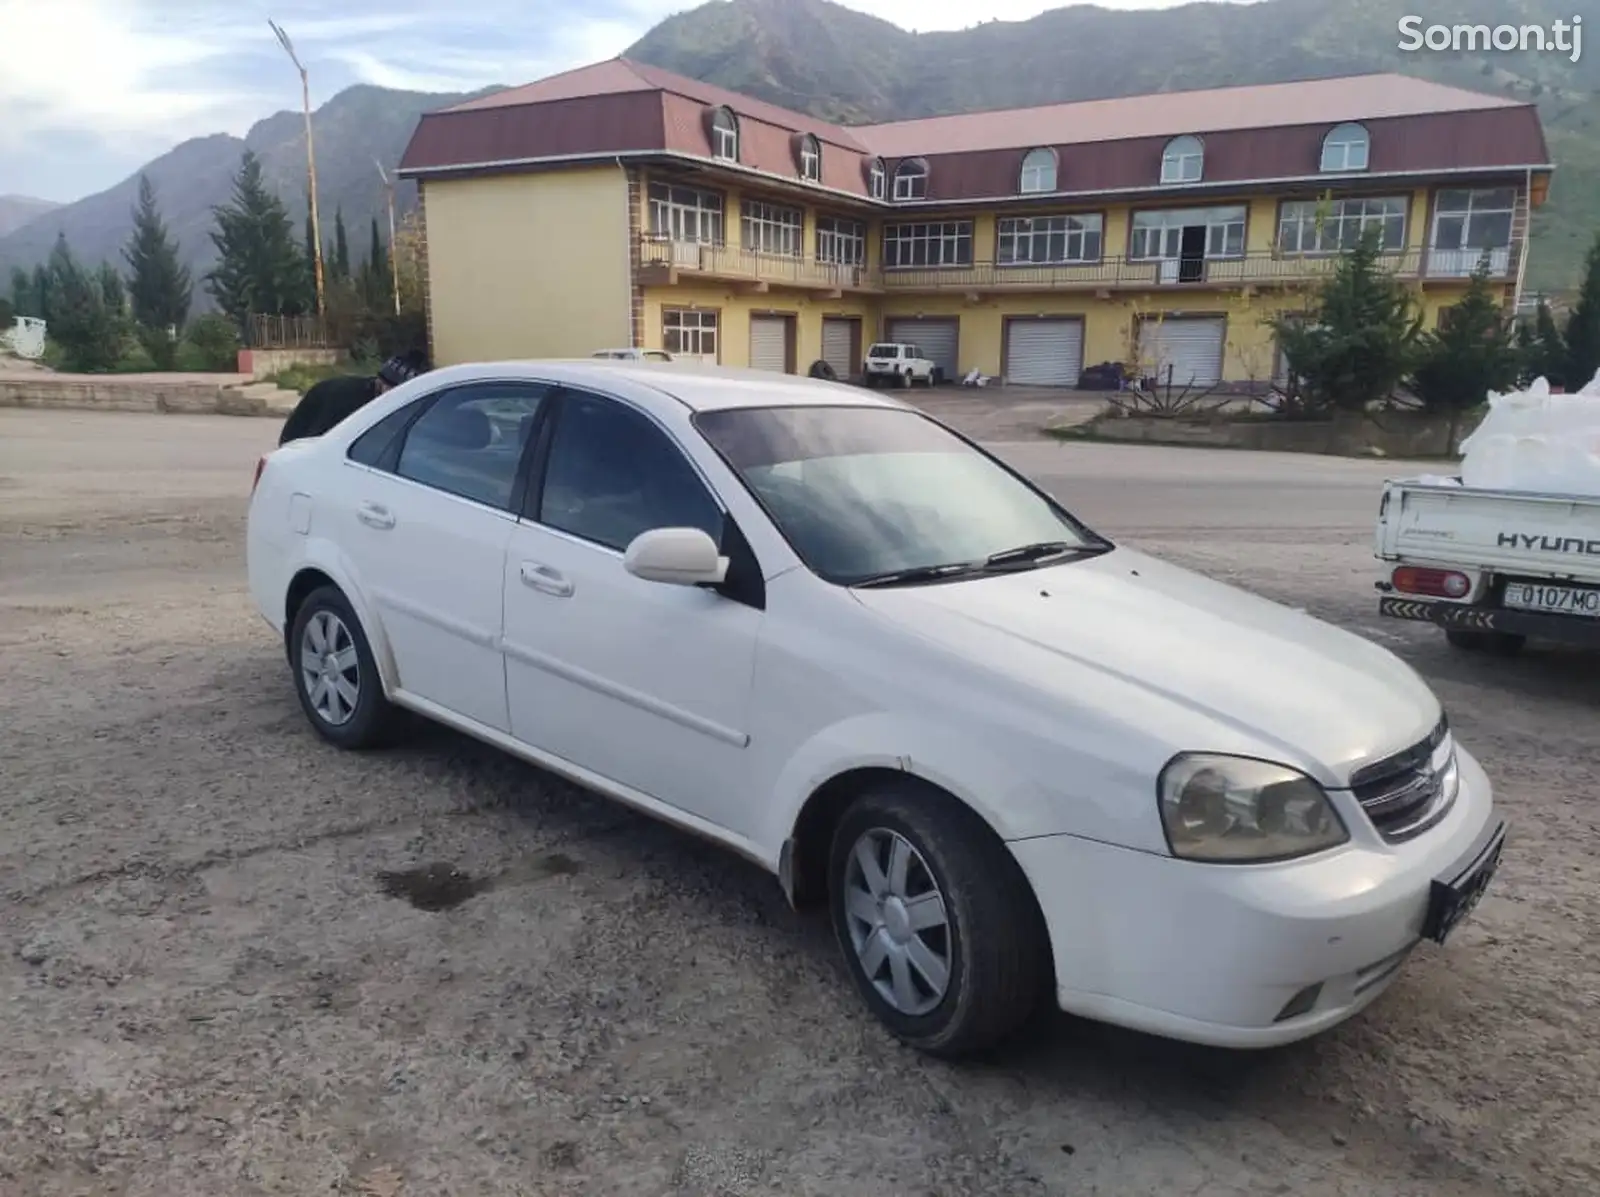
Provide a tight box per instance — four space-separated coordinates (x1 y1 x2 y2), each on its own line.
1350 715 1458 843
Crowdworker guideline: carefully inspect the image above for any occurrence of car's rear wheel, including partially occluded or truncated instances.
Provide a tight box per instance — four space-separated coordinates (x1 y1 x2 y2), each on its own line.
288 585 400 749
898 368 913 389
1446 629 1526 655
828 782 1048 1057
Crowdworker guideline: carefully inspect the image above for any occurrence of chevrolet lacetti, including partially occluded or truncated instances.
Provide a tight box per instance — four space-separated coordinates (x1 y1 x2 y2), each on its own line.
246 359 1506 1057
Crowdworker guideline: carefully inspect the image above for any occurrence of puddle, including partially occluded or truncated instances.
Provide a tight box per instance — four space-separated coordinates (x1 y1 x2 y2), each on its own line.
375 852 583 912
376 862 491 911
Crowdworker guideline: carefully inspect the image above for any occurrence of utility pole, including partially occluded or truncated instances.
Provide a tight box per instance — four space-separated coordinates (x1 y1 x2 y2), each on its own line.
376 160 401 316
270 20 325 320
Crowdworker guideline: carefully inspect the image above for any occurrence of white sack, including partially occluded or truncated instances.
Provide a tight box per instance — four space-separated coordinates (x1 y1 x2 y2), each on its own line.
1458 370 1600 497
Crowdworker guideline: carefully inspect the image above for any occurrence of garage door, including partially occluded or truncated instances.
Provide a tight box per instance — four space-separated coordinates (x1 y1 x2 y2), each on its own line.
821 318 857 377
885 319 958 379
749 316 788 373
1004 319 1084 387
1138 316 1225 388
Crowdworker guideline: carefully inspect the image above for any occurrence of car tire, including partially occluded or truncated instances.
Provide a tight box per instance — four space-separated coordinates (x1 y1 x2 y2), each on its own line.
1446 629 1525 655
898 369 912 389
1445 630 1487 651
287 584 400 749
828 782 1048 1057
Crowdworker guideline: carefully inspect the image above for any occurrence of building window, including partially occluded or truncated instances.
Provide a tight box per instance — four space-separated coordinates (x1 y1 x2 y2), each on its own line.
1433 188 1515 254
1160 135 1204 184
1278 196 1407 254
709 107 739 162
1437 305 1459 332
741 199 803 257
816 216 866 265
882 220 973 268
648 182 724 244
797 134 821 182
892 158 928 201
997 214 1102 264
867 157 886 199
1129 206 1245 259
663 309 718 360
1019 148 1058 194
1320 123 1370 172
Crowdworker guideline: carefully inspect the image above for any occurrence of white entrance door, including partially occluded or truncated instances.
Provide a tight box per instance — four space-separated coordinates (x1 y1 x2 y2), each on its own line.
501 389 761 824
1004 319 1084 386
1138 316 1226 388
886 319 958 379
749 315 789 372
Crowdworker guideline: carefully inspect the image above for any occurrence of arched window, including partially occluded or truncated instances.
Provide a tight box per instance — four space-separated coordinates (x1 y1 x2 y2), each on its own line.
1160 135 1203 184
867 157 886 199
1019 147 1058 194
1320 123 1370 172
708 107 739 162
797 133 821 181
893 158 928 200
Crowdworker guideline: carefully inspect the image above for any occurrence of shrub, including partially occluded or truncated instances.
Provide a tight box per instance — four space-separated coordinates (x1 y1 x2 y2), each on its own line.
183 312 240 371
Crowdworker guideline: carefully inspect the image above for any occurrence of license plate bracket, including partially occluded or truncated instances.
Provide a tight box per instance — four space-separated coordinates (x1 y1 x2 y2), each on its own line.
1502 581 1600 619
1422 821 1506 946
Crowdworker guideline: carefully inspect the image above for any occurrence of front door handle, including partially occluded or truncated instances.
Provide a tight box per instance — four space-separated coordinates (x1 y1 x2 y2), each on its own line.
357 501 395 530
520 561 573 598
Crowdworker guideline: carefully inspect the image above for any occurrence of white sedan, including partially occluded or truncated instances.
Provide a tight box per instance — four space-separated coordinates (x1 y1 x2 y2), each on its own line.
247 360 1506 1057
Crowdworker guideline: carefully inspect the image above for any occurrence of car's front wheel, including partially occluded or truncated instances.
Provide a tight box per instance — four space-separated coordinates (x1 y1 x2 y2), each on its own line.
828 782 1049 1057
288 584 400 749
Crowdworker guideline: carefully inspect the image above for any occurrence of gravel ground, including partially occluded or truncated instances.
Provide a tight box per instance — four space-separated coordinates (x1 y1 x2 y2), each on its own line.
1 408 1596 1197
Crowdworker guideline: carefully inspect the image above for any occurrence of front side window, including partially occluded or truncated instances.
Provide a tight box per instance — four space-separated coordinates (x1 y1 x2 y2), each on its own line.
741 200 803 257
1160 136 1204 184
1278 196 1407 254
710 107 739 162
648 182 724 245
816 216 866 265
893 159 928 200
997 214 1102 264
694 405 1100 586
882 220 973 268
663 308 718 361
1019 148 1058 194
1321 123 1370 172
536 391 722 552
394 382 547 510
1129 206 1246 260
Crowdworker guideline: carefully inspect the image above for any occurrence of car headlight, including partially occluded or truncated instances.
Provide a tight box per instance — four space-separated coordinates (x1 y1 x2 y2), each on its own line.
1158 753 1349 863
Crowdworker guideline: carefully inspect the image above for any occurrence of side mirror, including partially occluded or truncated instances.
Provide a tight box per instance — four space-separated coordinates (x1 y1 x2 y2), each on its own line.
623 527 728 587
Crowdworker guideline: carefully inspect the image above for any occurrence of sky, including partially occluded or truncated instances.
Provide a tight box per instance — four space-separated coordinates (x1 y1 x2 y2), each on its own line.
0 0 1254 206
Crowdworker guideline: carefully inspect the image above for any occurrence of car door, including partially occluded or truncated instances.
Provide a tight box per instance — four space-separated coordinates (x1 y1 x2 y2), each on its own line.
501 387 763 827
337 379 550 732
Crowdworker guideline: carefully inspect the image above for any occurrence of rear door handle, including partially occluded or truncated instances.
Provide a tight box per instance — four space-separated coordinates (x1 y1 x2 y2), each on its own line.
520 561 573 598
357 501 395 530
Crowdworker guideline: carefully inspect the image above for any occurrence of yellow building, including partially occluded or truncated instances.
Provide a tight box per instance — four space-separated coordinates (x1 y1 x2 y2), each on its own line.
399 59 1554 389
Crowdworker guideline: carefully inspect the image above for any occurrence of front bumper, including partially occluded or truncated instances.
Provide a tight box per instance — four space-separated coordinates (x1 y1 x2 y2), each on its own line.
1009 746 1502 1049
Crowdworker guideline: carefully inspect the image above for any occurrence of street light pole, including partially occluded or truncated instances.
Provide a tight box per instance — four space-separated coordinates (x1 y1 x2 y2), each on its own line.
375 160 401 316
270 19 325 320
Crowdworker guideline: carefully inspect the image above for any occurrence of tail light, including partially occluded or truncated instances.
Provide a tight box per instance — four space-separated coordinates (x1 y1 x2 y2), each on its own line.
251 454 267 495
1392 566 1471 598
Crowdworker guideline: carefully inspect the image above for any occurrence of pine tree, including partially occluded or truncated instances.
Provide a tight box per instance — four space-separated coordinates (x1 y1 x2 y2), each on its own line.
9 267 37 319
45 235 124 372
1531 300 1567 388
123 175 192 341
207 151 311 324
361 216 390 310
97 262 126 314
1410 261 1520 452
29 264 51 323
1564 229 1600 391
333 208 350 280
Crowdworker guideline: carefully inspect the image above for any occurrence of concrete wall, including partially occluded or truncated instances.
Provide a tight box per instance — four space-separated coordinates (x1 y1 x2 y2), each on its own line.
236 347 346 379
422 166 633 365
1075 409 1482 458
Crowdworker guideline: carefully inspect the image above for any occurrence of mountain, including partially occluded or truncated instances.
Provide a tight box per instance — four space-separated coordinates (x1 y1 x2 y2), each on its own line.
0 84 499 304
0 196 60 238
628 0 1598 293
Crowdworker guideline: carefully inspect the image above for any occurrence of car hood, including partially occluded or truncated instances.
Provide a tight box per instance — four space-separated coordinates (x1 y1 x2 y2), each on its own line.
850 547 1440 787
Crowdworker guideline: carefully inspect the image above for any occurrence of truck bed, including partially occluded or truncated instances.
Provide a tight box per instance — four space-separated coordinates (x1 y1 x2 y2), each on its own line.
1376 479 1600 586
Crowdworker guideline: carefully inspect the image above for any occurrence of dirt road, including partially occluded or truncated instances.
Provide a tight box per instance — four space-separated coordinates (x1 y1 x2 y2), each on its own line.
2 409 1596 1197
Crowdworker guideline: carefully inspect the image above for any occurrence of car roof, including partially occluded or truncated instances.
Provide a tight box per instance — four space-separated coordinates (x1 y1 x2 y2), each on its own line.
412 359 917 414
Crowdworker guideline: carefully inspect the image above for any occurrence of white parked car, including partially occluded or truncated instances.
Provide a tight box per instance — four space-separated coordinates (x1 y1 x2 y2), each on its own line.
248 360 1505 1057
863 342 937 388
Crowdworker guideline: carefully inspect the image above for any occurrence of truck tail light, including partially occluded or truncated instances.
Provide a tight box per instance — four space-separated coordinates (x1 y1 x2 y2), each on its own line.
1392 566 1471 598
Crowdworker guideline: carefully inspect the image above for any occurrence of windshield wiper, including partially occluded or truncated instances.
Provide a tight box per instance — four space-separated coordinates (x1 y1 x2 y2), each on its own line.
982 541 1102 569
850 562 983 588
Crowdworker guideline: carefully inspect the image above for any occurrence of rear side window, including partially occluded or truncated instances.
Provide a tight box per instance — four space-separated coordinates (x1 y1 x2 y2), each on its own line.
348 401 423 467
868 344 898 359
392 382 548 510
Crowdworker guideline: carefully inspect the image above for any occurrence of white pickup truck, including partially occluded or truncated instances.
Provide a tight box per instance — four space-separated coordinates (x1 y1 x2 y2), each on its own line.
1375 477 1600 653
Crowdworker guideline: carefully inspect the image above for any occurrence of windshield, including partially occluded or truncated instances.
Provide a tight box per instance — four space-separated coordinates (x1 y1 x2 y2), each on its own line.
693 405 1106 586
867 344 899 358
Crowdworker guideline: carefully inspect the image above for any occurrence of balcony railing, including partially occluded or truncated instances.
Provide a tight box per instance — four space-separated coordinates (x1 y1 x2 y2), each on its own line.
639 236 871 291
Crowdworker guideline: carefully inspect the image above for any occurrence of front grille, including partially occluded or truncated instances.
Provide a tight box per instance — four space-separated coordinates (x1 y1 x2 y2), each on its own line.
1349 715 1457 843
